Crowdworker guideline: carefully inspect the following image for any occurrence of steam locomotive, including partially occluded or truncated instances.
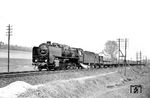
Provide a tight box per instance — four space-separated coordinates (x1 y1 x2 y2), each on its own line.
32 41 103 71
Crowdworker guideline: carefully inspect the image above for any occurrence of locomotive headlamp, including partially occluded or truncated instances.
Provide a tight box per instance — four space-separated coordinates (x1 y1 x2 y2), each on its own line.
45 59 47 62
35 59 38 62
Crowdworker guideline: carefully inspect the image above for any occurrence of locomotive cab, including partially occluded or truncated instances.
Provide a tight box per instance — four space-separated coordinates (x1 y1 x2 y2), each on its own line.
32 47 39 63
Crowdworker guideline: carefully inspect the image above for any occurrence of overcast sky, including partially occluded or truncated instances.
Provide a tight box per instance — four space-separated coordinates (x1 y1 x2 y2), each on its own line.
0 0 150 60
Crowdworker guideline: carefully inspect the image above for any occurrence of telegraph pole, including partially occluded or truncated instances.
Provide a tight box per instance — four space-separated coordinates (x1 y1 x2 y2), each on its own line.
117 38 126 64
118 38 120 64
140 51 142 65
6 24 12 72
136 51 142 65
117 38 128 76
145 56 147 65
124 38 127 76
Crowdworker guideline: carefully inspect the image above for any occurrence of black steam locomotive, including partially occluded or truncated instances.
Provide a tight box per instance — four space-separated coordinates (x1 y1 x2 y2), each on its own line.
32 41 103 71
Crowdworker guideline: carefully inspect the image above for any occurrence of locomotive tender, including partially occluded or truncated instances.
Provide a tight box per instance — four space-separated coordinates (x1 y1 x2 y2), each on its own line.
32 41 103 71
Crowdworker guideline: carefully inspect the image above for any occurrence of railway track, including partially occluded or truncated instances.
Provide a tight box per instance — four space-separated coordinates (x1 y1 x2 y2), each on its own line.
0 70 41 78
0 68 102 87
0 64 144 78
0 68 87 78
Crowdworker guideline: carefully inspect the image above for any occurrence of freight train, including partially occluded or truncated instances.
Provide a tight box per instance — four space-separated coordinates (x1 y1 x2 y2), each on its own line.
32 41 144 71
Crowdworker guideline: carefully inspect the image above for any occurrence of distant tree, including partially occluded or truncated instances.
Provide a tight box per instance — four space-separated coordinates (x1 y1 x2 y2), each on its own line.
0 41 4 45
0 41 31 52
103 40 118 61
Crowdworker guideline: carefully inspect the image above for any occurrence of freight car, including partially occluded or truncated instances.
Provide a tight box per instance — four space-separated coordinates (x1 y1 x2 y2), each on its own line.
32 41 103 71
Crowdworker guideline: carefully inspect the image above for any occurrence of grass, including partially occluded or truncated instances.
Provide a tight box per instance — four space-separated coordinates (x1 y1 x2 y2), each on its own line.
18 71 123 98
0 49 31 59
1 66 150 98
0 58 33 72
0 49 32 72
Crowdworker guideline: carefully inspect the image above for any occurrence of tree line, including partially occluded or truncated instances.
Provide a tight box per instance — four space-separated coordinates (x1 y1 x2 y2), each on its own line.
0 41 32 52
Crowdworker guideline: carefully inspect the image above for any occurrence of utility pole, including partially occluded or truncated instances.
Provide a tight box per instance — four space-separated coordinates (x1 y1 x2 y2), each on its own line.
6 24 12 72
117 39 124 63
136 51 142 65
145 56 147 65
117 38 128 76
124 38 127 76
140 51 142 65
118 38 120 64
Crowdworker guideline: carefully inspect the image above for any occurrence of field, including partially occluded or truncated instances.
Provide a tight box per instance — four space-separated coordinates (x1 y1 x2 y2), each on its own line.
0 66 150 98
0 49 33 72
